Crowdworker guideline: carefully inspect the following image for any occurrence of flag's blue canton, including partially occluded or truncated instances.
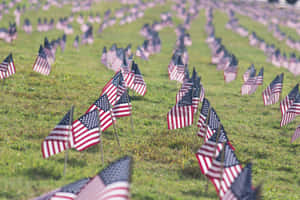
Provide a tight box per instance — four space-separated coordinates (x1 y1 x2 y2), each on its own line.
257 67 263 79
38 45 47 59
209 125 228 143
288 84 299 99
231 163 254 199
116 92 130 104
58 109 72 125
249 67 256 78
201 98 210 116
3 54 10 63
102 46 107 53
60 178 91 193
193 86 200 98
133 63 142 75
99 156 132 185
111 71 122 87
216 144 240 167
270 73 284 88
78 109 99 129
178 88 193 106
94 94 111 112
9 53 13 63
208 108 220 131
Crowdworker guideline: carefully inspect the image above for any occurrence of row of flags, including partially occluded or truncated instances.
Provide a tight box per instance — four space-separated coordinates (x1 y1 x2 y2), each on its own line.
42 66 146 158
205 8 238 83
225 10 249 38
241 65 264 96
195 98 261 200
32 155 132 200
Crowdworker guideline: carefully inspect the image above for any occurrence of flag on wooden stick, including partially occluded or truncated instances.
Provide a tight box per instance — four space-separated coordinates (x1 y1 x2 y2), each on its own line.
262 73 283 106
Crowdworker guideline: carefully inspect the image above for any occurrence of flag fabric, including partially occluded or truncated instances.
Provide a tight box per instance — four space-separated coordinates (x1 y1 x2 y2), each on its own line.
291 124 300 143
122 61 135 89
72 109 100 151
131 63 146 96
262 73 284 106
209 144 242 198
101 71 126 106
280 94 300 127
42 109 74 158
33 45 51 76
167 89 194 130
280 84 299 126
75 156 132 200
86 94 114 132
198 107 220 140
241 67 257 95
31 178 91 200
176 80 193 103
0 53 16 79
197 98 210 129
243 64 255 82
255 67 264 85
222 163 257 200
112 91 132 118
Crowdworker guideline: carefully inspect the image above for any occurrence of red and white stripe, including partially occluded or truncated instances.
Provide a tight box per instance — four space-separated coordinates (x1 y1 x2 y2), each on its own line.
224 70 237 83
72 120 100 151
86 105 114 132
291 124 300 143
132 74 146 96
123 72 135 89
102 81 118 106
197 124 214 140
280 102 300 126
280 96 292 118
96 182 129 200
112 103 132 118
192 97 200 113
50 192 77 200
222 190 238 200
262 83 282 106
33 56 51 76
167 105 194 130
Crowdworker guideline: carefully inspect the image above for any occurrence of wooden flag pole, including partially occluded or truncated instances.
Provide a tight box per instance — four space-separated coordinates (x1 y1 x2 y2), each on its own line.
204 108 211 193
126 90 134 133
110 108 121 150
96 109 104 164
63 105 74 177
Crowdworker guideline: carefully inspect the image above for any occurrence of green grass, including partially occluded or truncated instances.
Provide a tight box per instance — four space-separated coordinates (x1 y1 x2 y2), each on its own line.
0 1 300 200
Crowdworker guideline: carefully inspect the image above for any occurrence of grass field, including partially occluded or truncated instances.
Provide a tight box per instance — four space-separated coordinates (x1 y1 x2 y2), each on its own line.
0 0 300 199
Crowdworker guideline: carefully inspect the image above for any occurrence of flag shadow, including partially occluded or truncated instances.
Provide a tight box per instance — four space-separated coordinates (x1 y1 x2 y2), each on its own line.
56 157 87 167
179 165 205 180
181 189 217 198
24 166 61 180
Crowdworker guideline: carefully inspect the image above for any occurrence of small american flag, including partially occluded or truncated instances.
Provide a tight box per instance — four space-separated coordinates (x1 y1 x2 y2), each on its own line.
255 67 264 85
101 71 125 106
167 89 194 130
72 109 100 151
42 108 74 158
131 62 146 96
262 73 284 106
33 45 51 76
198 107 220 141
86 94 114 132
0 53 15 80
112 91 132 118
291 124 300 143
224 56 238 83
101 46 107 65
280 84 299 126
75 156 132 200
243 64 255 82
209 144 242 198
241 67 257 95
280 94 300 127
197 98 210 129
222 163 260 200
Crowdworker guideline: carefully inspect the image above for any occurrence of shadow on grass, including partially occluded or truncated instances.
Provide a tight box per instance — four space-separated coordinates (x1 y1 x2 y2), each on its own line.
181 189 217 198
24 166 61 180
0 191 17 199
179 165 205 180
132 194 155 200
57 157 87 168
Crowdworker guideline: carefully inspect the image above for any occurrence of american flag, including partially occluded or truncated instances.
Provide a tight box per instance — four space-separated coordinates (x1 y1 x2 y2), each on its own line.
280 84 299 126
112 91 131 118
209 144 242 198
86 94 114 132
291 124 300 143
176 80 193 103
75 156 132 200
242 64 255 82
197 98 210 129
31 178 91 200
262 73 284 106
44 37 55 65
167 89 194 130
255 67 264 85
122 61 135 89
33 45 51 76
101 71 126 106
224 56 238 83
198 107 220 141
101 46 107 65
241 67 257 95
280 94 300 127
131 62 146 96
222 163 256 200
72 109 100 151
42 108 74 158
168 56 185 83
0 53 15 80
